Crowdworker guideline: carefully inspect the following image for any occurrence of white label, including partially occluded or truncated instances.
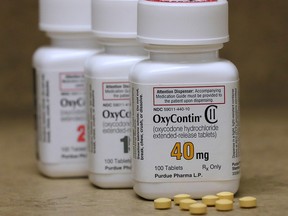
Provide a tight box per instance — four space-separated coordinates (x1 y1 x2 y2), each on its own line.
87 78 132 174
36 71 87 163
132 82 240 182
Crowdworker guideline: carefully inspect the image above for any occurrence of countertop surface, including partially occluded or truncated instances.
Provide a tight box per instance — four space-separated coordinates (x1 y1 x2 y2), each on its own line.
1 108 288 216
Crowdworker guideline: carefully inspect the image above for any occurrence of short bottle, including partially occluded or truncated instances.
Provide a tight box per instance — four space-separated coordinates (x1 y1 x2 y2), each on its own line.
130 0 240 199
85 0 148 188
33 0 102 177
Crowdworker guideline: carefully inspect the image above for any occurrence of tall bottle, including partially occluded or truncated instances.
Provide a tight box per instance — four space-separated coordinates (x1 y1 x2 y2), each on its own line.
85 0 148 188
33 0 103 178
130 0 240 199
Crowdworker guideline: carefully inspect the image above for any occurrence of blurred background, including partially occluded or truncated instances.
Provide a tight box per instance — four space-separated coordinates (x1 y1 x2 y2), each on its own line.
0 0 287 117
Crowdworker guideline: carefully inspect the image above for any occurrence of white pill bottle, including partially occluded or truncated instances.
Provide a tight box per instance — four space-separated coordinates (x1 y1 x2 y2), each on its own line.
85 0 147 188
33 0 102 177
130 0 240 199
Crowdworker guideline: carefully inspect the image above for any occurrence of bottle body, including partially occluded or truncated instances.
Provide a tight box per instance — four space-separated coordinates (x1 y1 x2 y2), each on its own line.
33 40 101 178
130 49 240 199
85 45 147 188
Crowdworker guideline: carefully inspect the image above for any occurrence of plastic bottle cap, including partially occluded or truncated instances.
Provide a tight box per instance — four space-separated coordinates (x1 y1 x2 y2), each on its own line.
92 0 138 38
137 0 229 45
39 0 92 32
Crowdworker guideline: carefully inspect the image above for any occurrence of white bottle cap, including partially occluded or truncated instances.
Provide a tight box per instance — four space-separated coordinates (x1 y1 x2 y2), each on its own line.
138 0 229 45
39 0 92 32
91 0 138 38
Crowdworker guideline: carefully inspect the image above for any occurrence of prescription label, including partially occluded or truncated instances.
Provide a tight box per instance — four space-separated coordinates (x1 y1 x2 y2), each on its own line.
36 71 87 164
87 78 132 174
132 81 240 182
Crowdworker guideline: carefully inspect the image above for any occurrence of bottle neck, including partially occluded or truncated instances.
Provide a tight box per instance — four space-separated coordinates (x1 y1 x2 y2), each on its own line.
47 32 102 49
100 38 147 56
147 44 223 62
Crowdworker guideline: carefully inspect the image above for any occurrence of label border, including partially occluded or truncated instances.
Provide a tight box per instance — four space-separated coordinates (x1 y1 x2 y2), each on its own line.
102 81 130 101
153 85 226 106
59 72 84 92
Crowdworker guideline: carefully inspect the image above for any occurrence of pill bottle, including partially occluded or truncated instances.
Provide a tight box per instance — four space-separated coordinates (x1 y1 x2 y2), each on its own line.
130 0 240 199
33 0 103 178
85 0 148 188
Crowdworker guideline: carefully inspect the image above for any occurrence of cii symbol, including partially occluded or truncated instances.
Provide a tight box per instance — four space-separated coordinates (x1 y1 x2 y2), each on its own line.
205 105 218 124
